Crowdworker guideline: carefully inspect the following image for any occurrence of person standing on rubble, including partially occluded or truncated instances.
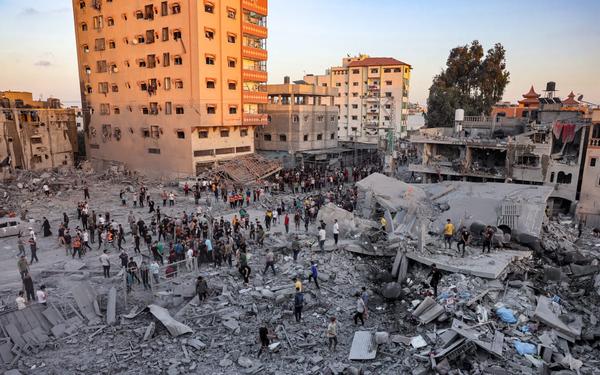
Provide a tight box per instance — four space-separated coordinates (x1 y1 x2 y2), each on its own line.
83 183 90 200
326 317 338 351
149 260 160 284
308 261 320 289
457 226 470 257
333 219 340 247
16 291 26 310
186 246 194 271
284 213 290 234
428 264 442 297
263 249 276 275
240 262 251 285
353 293 366 326
257 324 273 358
482 226 494 254
100 249 110 278
196 276 208 301
17 234 26 258
292 235 301 262
318 226 326 252
139 261 150 290
17 256 29 279
22 272 35 302
294 287 304 322
42 217 52 237
443 219 454 249
29 237 39 263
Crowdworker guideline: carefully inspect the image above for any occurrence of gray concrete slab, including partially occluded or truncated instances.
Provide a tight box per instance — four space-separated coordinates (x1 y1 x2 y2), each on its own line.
106 287 117 325
348 331 377 360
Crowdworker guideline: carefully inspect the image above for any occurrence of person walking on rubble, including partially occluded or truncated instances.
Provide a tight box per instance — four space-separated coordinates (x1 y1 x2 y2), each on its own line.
17 256 29 279
326 317 338 351
443 219 454 249
83 183 90 200
353 293 366 326
196 276 208 301
263 249 276 275
29 237 39 263
22 272 35 302
294 287 304 322
308 261 320 289
100 249 110 278
428 264 442 297
318 226 326 251
257 324 274 358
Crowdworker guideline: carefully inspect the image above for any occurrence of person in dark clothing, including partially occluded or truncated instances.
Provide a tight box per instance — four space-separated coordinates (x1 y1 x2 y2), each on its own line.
257 325 271 358
42 217 52 237
119 250 129 268
481 226 494 253
240 264 251 284
83 184 90 200
195 276 208 301
428 264 442 297
294 288 304 322
456 227 470 257
22 272 35 302
127 257 141 284
29 238 39 263
63 212 69 228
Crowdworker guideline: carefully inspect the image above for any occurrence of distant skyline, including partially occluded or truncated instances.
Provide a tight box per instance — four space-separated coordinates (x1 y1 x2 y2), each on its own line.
0 0 599 106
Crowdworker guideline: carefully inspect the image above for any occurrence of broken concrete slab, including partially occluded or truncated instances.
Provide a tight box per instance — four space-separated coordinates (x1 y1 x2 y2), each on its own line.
70 282 100 323
406 250 532 279
451 320 503 357
143 322 155 341
533 296 582 342
412 296 445 324
148 304 193 337
348 331 377 360
106 287 117 325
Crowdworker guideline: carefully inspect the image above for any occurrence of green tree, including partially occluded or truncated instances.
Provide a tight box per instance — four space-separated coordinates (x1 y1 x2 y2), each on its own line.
426 41 510 127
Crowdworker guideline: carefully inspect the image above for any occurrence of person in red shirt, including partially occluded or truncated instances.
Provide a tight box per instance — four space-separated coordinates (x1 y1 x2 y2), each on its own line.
284 214 290 234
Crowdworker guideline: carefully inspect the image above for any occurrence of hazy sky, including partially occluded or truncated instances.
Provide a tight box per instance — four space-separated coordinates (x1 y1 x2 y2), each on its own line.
1 0 599 106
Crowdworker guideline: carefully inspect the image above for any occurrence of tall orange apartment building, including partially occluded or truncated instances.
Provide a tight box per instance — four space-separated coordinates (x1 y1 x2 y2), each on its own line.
72 0 268 176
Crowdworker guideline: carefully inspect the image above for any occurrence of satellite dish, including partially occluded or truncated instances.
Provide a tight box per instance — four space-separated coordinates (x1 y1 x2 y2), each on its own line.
577 94 584 101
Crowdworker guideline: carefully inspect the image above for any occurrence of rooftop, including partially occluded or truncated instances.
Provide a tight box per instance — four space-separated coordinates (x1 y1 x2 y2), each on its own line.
347 57 410 68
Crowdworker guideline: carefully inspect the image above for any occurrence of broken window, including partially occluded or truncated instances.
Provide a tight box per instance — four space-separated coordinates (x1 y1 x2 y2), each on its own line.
174 80 183 89
149 102 158 115
107 17 114 26
228 58 236 68
30 137 43 144
227 34 236 43
136 10 144 19
205 29 214 40
176 130 185 139
228 82 237 90
292 115 299 123
591 158 597 167
108 40 116 49
173 30 182 40
557 171 572 184
515 154 540 167
81 22 88 31
82 44 89 53
113 107 120 114
227 8 236 19
148 148 160 154
150 125 160 138
303 134 308 141
142 128 150 137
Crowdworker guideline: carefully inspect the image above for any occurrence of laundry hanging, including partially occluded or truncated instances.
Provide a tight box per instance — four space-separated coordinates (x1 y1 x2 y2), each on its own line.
561 123 576 143
553 122 564 139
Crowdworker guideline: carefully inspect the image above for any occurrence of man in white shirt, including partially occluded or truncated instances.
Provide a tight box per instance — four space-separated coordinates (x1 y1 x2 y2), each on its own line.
186 248 194 271
149 260 160 284
36 285 48 305
42 184 50 196
318 228 326 252
333 219 340 247
100 249 111 278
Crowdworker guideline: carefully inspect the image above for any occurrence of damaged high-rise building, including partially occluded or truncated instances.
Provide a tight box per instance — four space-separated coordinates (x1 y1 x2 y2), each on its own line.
0 91 79 174
409 84 594 217
72 0 269 176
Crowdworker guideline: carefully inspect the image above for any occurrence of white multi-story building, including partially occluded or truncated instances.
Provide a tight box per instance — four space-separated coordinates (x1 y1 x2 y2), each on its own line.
304 54 411 144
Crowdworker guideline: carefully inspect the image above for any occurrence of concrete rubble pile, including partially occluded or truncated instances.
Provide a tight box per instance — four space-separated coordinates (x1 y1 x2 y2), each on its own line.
0 171 600 374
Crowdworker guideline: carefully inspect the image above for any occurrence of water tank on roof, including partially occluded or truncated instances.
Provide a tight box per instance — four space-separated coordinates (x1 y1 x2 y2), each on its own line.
455 109 464 122
284 76 290 84
546 81 556 92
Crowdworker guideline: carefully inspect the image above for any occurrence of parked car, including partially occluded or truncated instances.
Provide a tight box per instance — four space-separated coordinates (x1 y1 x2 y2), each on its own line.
0 217 27 238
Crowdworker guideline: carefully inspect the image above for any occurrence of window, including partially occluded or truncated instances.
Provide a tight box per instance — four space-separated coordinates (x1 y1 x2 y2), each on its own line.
352 69 359 74
303 134 308 141
236 146 251 153
81 22 88 31
240 128 248 137
107 17 114 26
216 147 235 155
111 84 118 92
384 116 391 121
149 102 158 115
206 80 215 89
557 171 572 184
163 52 170 67
278 134 287 142
136 10 144 19
204 2 214 13
164 77 171 90
108 40 116 49
227 8 236 19
97 60 108 73
146 29 155 44
174 56 182 65
173 30 182 40
220 129 229 137
165 102 172 115
591 158 597 167
352 82 359 86
207 105 216 114
177 130 185 139
292 115 299 123
142 128 150 137
352 93 358 97
205 56 215 65
352 104 358 109
147 54 156 68
370 68 378 74
385 80 392 86
393 68 401 72
205 29 214 40
30 137 43 144
385 92 392 97
113 107 120 114
384 68 391 73
138 60 146 68
351 116 358 120
317 115 324 122
227 34 236 43
174 80 183 89
336 83 341 87
82 44 89 53
228 82 237 90
148 148 161 154
93 16 103 30
172 3 181 14
175 106 184 114
100 103 110 115
317 134 323 140
263 134 271 141
79 1 86 9
322 83 327 87
136 35 145 44
330 133 335 140
162 27 169 41
161 1 168 16
227 58 236 68
95 38 105 51
144 4 154 20
198 130 208 138
229 106 237 114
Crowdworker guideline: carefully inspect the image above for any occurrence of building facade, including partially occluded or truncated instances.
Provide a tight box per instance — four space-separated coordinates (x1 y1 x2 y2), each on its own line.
577 109 600 226
72 0 268 176
303 54 411 144
0 91 79 172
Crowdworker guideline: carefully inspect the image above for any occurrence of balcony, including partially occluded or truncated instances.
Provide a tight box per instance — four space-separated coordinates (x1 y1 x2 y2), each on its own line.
243 113 268 126
590 138 600 148
242 21 267 39
242 0 268 15
242 45 268 61
242 69 268 83
243 90 268 104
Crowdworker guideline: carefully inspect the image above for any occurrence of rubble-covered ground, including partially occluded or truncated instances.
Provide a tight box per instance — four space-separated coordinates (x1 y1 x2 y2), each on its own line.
1 165 600 375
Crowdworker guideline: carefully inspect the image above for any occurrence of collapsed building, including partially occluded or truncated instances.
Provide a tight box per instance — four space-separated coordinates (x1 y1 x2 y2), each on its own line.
409 84 593 217
0 91 79 176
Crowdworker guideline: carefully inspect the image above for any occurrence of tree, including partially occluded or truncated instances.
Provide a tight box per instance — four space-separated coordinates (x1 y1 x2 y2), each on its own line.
426 41 510 127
